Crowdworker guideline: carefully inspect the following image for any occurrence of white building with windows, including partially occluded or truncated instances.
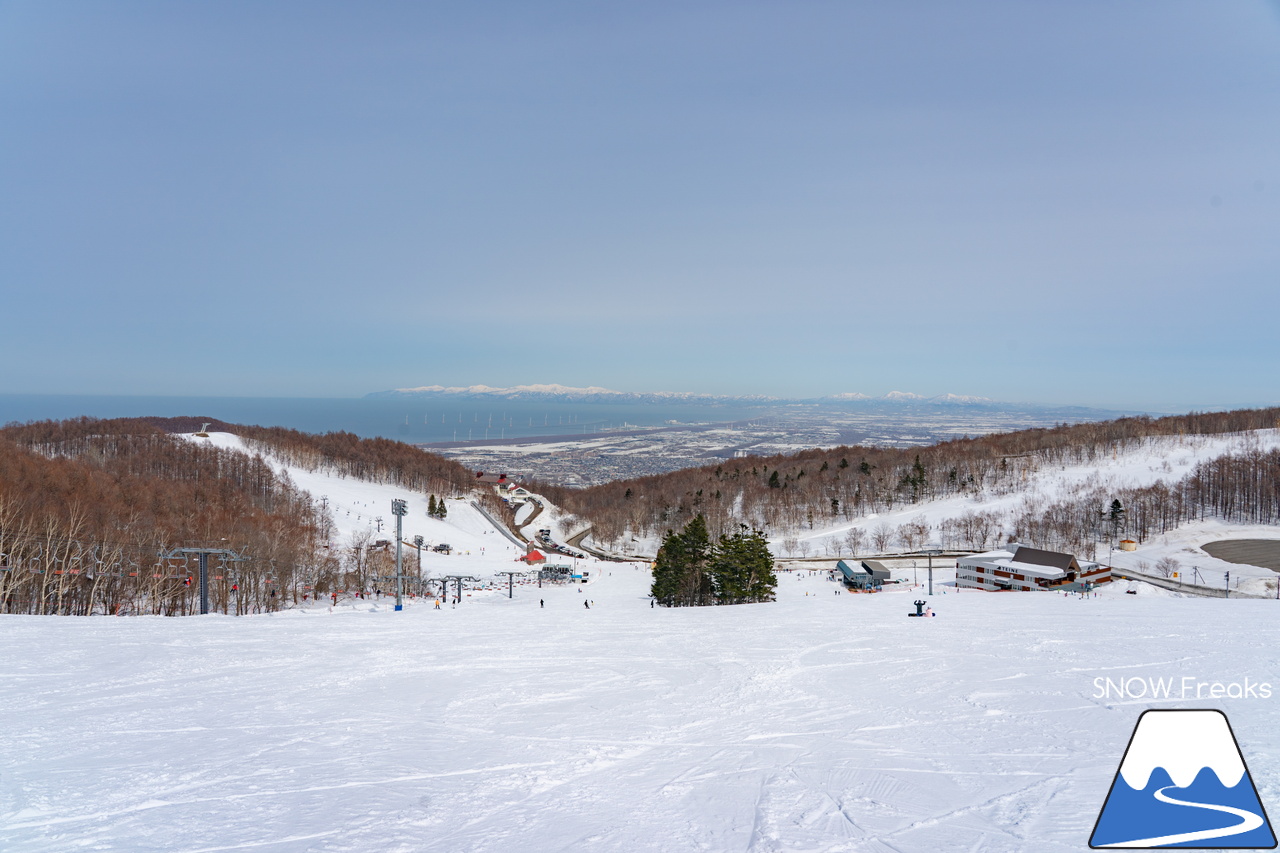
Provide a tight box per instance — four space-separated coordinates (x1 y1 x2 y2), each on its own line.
957 544 1111 591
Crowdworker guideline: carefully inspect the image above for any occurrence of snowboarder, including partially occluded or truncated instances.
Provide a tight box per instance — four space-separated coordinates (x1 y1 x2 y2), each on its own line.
434 599 441 609
584 600 590 609
540 599 544 608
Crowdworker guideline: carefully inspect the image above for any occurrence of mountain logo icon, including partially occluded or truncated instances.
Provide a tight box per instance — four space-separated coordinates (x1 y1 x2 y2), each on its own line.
1091 709 1276 848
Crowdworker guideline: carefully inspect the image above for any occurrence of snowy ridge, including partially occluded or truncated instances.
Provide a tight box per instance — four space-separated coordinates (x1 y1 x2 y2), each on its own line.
369 384 779 404
370 384 1003 406
1118 711 1246 790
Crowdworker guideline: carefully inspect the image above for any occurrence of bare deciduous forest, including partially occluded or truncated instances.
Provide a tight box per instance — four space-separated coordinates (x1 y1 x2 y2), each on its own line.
0 417 478 616
5 408 1280 616
537 408 1280 558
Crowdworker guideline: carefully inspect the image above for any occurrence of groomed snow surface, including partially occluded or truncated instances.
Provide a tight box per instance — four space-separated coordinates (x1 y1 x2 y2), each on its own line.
4 430 1280 851
4 568 1280 853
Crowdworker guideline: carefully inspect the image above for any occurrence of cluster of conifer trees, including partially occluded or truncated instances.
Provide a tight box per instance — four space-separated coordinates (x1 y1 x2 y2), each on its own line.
651 516 777 607
426 495 449 519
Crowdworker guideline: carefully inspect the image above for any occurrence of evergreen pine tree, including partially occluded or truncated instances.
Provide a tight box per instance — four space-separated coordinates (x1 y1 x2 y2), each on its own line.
710 525 777 604
651 515 712 606
428 495 438 517
741 528 778 602
437 498 447 520
650 529 685 606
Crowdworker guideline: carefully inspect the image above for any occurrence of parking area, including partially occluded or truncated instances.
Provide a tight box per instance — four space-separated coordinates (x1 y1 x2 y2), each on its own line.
1202 539 1280 572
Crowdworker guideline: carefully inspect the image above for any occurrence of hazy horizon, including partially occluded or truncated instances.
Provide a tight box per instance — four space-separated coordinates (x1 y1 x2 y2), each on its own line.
2 386 1274 419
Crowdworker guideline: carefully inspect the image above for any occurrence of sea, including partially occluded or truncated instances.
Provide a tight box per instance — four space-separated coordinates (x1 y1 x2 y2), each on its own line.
0 394 774 445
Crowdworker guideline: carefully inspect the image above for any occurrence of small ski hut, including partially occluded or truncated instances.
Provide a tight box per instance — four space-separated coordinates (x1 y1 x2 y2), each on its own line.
521 549 547 566
837 560 881 590
860 560 892 585
541 563 573 581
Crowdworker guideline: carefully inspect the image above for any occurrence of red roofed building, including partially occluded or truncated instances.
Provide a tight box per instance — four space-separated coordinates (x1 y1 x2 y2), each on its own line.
520 550 547 565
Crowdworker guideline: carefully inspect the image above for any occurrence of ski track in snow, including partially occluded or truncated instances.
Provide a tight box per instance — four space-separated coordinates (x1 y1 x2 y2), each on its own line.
3 565 1279 852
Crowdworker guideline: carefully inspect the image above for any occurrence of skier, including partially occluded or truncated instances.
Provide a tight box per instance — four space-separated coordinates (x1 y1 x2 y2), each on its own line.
584 600 590 609
540 599 544 608
434 599 441 609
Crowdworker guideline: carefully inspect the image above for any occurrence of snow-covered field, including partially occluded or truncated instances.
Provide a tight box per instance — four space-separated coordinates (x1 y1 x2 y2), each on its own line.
4 430 1280 851
3 566 1280 853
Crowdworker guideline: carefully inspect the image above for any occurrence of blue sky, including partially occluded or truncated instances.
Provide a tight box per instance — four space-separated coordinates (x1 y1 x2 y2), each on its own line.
2 1 1278 410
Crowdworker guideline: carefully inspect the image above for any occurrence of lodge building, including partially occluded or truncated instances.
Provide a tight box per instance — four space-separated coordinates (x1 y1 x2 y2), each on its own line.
956 544 1111 592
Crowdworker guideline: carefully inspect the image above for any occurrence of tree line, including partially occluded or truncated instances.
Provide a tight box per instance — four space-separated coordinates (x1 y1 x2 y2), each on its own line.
0 417 477 616
533 407 1280 555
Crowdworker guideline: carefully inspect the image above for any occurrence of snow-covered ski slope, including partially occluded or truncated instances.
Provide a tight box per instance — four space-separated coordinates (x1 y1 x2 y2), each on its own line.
184 432 531 574
4 430 1280 851
752 429 1280 592
3 567 1279 852
803 430 1280 542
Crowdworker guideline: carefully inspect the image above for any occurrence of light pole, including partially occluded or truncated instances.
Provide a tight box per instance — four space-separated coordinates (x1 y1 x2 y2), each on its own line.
392 500 407 611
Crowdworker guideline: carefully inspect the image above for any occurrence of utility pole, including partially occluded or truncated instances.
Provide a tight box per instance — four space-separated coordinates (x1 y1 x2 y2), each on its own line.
392 500 407 611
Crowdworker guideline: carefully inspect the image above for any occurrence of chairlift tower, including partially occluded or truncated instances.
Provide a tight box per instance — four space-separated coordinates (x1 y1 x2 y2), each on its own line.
164 547 249 615
391 500 407 611
413 535 425 594
442 574 480 602
497 570 529 599
922 545 943 596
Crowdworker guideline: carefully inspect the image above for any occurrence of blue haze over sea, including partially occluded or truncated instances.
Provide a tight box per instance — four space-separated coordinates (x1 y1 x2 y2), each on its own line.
0 395 771 445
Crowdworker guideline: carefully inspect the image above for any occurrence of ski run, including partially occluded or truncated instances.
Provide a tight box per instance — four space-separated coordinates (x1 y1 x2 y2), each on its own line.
2 431 1279 852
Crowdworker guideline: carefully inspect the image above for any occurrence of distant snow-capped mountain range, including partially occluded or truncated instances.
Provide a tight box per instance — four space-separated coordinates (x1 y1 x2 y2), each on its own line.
366 384 1006 407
